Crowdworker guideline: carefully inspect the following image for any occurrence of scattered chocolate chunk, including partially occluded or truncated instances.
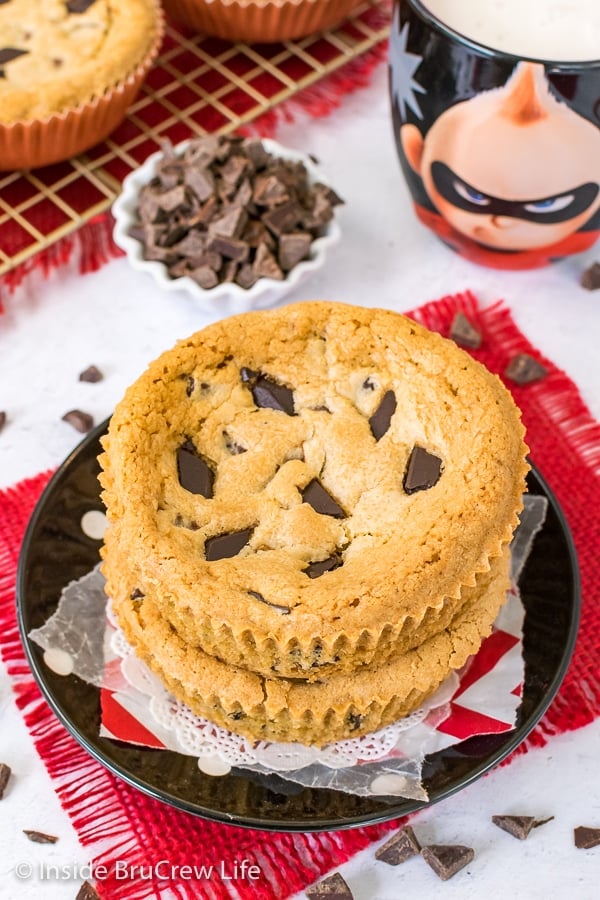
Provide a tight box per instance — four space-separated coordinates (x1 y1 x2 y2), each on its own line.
0 411 6 433
450 311 482 349
76 883 101 900
241 368 295 415
23 830 59 844
62 409 94 433
247 590 290 615
421 844 474 881
403 446 442 494
368 390 397 440
504 353 548 384
67 0 97 11
301 478 346 518
129 135 343 291
177 440 214 498
205 528 253 561
574 826 600 849
362 377 376 390
375 826 421 865
580 261 600 290
305 871 353 899
0 762 11 799
78 365 103 383
304 555 343 578
492 814 553 840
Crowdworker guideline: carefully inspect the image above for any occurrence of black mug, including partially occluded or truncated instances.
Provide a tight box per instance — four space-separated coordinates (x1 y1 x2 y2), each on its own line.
389 0 600 269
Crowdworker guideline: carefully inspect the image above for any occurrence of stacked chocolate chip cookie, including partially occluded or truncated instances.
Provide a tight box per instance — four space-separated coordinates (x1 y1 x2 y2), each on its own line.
99 301 528 746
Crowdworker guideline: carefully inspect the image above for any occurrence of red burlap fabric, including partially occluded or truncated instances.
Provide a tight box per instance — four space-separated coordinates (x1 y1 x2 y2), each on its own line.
1 291 599 899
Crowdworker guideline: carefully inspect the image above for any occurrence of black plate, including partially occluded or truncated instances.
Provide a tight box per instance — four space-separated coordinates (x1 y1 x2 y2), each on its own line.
17 420 580 832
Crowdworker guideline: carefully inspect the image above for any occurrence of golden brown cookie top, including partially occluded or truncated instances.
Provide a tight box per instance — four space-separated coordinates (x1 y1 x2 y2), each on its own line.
0 0 160 123
100 301 529 675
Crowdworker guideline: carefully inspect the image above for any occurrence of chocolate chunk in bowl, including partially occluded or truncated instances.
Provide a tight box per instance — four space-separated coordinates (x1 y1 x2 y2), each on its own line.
112 135 343 314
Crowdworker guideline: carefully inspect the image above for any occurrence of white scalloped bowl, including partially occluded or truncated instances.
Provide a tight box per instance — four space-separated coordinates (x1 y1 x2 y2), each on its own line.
112 138 342 314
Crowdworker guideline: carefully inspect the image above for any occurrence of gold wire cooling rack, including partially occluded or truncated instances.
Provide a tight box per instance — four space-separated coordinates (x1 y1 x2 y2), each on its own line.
0 1 390 280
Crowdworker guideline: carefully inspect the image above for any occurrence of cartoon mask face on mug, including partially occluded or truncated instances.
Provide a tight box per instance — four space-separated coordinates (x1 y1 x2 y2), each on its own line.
400 62 600 253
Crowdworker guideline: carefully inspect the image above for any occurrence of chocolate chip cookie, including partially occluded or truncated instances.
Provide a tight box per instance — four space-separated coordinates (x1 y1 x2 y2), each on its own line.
0 0 160 123
100 301 529 688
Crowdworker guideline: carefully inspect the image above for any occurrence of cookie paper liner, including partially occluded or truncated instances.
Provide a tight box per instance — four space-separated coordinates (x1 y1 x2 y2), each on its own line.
29 494 546 801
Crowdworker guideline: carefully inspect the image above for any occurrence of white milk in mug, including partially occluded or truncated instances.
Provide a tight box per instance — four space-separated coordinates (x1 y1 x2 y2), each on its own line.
421 0 600 62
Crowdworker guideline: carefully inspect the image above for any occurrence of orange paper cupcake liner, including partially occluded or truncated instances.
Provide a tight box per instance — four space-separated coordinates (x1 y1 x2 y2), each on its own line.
162 0 363 42
0 4 164 173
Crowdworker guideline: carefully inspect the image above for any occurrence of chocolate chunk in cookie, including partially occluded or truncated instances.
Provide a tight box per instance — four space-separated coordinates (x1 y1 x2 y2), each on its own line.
177 441 214 498
241 368 295 415
205 528 253 561
304 555 343 578
301 479 345 518
403 446 442 494
368 390 397 440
